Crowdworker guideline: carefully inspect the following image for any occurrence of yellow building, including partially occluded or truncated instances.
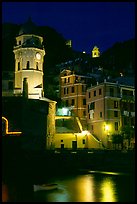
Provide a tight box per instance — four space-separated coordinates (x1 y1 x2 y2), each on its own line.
54 116 101 150
92 46 100 58
13 18 45 99
86 80 135 148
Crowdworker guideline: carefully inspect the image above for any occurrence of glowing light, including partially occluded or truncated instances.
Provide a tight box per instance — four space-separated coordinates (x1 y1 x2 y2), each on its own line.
81 130 90 135
2 117 22 136
62 107 69 115
82 51 86 54
105 125 110 131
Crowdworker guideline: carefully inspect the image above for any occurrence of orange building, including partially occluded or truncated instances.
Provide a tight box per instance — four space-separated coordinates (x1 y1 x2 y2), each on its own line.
59 69 94 128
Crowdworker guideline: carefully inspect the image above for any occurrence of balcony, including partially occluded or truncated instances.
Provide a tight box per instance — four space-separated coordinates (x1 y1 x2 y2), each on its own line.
105 92 121 98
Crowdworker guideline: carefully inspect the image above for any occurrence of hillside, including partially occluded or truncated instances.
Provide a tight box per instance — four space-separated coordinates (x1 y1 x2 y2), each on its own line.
2 23 135 100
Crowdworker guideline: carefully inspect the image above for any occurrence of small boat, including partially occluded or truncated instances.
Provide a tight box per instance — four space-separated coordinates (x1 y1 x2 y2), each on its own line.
33 183 58 192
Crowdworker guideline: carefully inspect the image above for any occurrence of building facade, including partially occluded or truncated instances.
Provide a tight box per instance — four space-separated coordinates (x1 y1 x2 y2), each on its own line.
86 80 135 148
59 69 94 128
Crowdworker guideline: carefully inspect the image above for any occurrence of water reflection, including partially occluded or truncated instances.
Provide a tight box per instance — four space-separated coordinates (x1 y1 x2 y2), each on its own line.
34 173 128 202
100 177 117 202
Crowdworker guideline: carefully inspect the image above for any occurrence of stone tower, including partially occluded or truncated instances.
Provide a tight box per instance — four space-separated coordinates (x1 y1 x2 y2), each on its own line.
13 17 45 99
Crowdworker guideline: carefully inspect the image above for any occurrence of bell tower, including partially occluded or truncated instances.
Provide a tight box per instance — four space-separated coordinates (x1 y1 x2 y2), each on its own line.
13 18 45 99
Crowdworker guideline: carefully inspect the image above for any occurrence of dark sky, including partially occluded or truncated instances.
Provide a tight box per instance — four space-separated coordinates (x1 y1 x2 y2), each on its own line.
2 2 135 54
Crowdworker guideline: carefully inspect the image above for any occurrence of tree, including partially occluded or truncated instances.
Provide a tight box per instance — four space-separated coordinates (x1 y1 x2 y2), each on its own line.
120 125 134 149
112 133 123 150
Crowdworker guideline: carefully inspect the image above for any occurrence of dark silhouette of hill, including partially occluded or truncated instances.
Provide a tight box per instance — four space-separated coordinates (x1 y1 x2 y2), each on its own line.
2 22 135 101
100 39 135 77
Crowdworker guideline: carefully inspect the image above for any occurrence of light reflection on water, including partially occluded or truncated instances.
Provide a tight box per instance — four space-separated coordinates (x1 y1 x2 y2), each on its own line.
34 172 134 202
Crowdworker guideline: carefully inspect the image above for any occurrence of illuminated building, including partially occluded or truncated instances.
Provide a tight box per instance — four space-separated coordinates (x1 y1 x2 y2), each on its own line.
13 17 45 99
2 18 56 150
92 46 100 58
66 40 72 48
59 69 94 128
86 79 135 148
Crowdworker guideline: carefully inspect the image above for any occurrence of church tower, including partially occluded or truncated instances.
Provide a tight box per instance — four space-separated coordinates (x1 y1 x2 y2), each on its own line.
92 46 100 58
13 18 45 99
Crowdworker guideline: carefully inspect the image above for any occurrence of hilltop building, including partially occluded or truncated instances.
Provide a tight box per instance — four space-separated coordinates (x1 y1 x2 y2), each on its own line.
92 46 100 58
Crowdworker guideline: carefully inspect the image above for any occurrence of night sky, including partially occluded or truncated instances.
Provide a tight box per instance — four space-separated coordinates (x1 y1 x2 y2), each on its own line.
2 2 135 54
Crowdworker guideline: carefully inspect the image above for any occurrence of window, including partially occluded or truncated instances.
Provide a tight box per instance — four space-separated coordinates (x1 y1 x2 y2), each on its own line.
114 101 118 108
68 78 70 83
18 62 20 71
99 88 102 95
83 99 86 105
115 122 118 130
64 78 66 83
61 140 63 142
100 112 102 118
64 87 68 95
26 61 29 69
91 125 94 130
72 86 74 93
114 111 118 117
90 102 95 110
110 87 114 97
94 90 96 96
83 139 85 144
71 99 75 106
19 41 21 45
36 62 38 70
89 92 91 98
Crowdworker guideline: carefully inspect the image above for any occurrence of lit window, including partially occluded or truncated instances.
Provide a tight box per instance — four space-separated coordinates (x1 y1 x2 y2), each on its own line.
114 101 118 108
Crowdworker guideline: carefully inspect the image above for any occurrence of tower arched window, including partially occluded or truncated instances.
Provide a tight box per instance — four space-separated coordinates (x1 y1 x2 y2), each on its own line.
36 62 39 70
26 61 30 69
18 62 20 71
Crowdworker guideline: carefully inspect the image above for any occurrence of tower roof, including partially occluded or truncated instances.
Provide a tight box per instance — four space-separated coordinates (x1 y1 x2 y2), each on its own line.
19 17 37 35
